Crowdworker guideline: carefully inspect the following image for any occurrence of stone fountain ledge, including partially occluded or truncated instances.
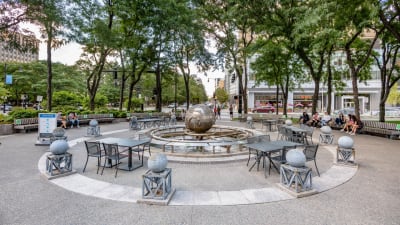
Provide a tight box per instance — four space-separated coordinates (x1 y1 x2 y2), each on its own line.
38 133 358 206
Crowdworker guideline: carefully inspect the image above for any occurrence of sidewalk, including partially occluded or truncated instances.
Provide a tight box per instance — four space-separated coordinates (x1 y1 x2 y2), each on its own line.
1 113 399 224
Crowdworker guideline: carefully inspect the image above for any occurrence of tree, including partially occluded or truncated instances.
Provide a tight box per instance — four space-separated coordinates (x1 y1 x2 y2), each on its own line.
0 0 37 53
373 32 400 121
379 0 400 42
27 0 69 111
251 39 305 115
198 0 257 115
250 0 333 114
215 87 228 105
332 0 380 118
68 0 117 111
169 1 211 110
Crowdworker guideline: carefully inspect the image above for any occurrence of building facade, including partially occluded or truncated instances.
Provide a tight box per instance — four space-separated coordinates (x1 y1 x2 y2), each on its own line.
0 32 39 63
226 52 392 114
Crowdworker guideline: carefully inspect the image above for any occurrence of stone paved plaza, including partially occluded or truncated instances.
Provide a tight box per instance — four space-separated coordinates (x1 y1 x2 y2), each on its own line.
1 111 400 224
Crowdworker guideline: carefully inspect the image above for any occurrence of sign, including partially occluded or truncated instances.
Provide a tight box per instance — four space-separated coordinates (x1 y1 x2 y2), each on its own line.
5 74 12 84
36 95 43 102
38 113 57 134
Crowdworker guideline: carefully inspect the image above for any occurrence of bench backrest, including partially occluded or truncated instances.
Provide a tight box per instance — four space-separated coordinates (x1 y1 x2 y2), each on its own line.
14 118 38 125
77 114 114 120
363 120 398 130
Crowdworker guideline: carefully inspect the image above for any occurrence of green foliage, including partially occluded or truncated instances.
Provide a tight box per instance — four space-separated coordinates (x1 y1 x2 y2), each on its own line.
0 114 14 124
215 88 228 104
9 109 39 119
82 94 108 109
387 83 400 106
53 91 81 107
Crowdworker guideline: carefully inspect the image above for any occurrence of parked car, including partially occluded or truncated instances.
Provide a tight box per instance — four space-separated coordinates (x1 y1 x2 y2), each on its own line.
371 107 400 117
0 104 12 111
333 108 355 116
252 105 275 113
167 103 178 108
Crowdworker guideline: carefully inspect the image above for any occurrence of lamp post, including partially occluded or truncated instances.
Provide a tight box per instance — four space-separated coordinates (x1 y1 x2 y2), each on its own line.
21 94 27 109
174 71 177 112
3 63 7 113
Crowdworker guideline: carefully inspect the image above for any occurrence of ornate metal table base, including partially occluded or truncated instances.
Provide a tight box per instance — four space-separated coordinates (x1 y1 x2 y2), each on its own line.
336 147 356 165
86 126 101 137
46 153 73 176
142 168 172 200
319 134 334 144
280 164 312 193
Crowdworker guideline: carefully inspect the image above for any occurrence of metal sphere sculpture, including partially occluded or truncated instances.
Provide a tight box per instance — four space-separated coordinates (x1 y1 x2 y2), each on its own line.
185 104 216 133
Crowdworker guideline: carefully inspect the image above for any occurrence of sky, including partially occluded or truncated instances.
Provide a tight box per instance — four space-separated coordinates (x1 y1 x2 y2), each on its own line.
37 40 223 98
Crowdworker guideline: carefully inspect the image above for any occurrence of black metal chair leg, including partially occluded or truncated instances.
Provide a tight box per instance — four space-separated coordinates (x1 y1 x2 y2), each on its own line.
314 160 320 176
96 157 100 174
83 156 89 173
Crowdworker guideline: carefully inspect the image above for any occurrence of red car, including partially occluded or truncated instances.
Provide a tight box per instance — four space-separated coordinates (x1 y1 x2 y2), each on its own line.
252 105 275 113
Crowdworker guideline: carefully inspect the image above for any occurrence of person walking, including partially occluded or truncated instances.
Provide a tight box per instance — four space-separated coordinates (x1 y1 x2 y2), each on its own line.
229 104 233 120
217 105 221 119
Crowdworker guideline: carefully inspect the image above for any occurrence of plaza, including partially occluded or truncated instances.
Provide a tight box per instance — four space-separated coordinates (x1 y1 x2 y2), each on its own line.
1 110 399 225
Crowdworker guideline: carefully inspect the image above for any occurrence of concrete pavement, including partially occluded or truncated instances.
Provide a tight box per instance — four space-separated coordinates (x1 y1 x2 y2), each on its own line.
1 112 400 224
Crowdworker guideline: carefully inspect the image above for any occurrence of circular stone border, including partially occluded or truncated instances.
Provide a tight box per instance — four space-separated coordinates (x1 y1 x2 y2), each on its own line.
38 129 358 206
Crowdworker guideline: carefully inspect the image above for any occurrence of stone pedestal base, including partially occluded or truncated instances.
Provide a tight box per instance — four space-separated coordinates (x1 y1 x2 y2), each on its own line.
319 134 334 144
86 126 101 137
280 164 313 193
142 168 172 200
336 147 356 165
46 153 73 177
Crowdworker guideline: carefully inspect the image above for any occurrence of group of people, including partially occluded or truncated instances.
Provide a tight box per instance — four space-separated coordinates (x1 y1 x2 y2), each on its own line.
57 111 80 129
300 111 362 135
300 111 332 127
339 113 362 135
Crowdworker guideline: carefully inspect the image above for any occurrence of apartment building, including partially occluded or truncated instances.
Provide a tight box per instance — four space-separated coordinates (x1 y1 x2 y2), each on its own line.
0 32 39 63
226 50 393 114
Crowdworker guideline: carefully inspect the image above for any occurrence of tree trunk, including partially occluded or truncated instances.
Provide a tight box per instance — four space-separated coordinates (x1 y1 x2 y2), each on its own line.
243 57 248 114
155 64 162 112
275 84 279 115
345 48 361 119
46 31 53 112
326 47 333 114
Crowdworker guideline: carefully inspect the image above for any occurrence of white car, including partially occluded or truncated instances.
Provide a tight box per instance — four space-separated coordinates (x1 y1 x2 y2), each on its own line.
0 104 12 111
167 103 178 108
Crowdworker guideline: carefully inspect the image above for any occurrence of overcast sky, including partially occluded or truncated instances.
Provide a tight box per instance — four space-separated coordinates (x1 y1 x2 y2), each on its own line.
36 36 222 98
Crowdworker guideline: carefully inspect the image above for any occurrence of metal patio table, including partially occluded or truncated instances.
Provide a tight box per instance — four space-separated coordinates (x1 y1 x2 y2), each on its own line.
99 137 149 171
245 140 303 178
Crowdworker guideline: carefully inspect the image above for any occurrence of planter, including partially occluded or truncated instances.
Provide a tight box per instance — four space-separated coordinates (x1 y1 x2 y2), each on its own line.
147 153 168 173
0 124 14 135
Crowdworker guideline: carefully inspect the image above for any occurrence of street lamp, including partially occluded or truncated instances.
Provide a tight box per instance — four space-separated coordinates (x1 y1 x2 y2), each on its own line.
21 94 27 109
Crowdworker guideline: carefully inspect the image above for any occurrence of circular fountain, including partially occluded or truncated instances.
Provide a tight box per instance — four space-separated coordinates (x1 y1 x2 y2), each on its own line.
148 104 259 156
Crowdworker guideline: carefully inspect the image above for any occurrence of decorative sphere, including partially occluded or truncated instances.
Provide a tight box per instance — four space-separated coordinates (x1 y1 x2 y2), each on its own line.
52 127 65 137
285 119 293 126
147 153 168 173
89 119 98 127
320 126 332 134
338 136 354 149
286 149 306 167
185 104 215 133
50 140 69 155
